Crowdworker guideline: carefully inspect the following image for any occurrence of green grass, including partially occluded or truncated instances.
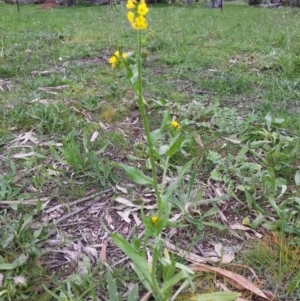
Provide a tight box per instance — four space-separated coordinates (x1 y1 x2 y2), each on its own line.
1 2 300 300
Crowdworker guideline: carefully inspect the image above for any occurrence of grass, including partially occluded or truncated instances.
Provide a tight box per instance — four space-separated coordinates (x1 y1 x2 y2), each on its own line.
0 1 300 300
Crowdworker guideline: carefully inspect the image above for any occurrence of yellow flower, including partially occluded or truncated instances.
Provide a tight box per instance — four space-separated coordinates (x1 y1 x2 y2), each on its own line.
126 0 135 9
122 52 127 59
127 11 134 24
138 3 149 16
109 55 117 68
171 120 181 129
135 15 148 30
151 216 158 225
114 50 120 58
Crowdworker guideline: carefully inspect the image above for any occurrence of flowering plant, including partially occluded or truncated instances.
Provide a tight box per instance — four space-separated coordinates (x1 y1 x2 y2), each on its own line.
108 1 195 300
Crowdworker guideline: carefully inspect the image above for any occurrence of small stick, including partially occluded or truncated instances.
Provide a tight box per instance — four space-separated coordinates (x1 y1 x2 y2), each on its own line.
54 199 107 225
46 188 112 213
16 0 20 13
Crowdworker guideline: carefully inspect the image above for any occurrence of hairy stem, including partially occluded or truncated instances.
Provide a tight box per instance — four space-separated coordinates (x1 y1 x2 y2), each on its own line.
136 31 163 218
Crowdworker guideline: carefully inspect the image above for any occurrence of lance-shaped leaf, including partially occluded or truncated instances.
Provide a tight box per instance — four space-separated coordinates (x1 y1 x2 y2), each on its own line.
166 138 182 158
119 164 153 186
111 233 153 291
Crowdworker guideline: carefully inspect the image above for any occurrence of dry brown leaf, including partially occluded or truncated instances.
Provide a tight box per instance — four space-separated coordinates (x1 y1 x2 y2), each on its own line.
13 129 38 145
12 151 36 159
222 137 242 144
132 212 142 226
230 223 262 238
90 131 99 142
214 279 230 291
115 197 137 207
122 282 136 298
114 197 157 210
0 273 3 287
116 210 132 224
214 243 235 264
116 185 128 194
165 240 220 264
146 248 152 265
169 212 182 222
192 132 204 148
82 246 98 265
31 98 54 104
39 85 69 91
140 291 152 301
100 241 107 264
105 213 114 230
13 276 26 286
99 121 109 130
231 264 258 280
189 263 271 300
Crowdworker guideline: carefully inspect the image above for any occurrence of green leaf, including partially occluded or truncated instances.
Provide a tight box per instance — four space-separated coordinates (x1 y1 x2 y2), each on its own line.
202 222 227 230
248 140 270 148
295 170 300 186
33 227 43 239
250 213 262 229
162 270 187 293
150 129 163 143
210 170 222 181
187 291 240 301
265 112 272 131
127 284 138 301
106 269 119 301
42 284 61 299
184 215 204 231
273 117 284 124
0 254 28 270
119 164 153 186
111 233 152 291
159 145 169 155
166 138 182 158
19 214 33 234
178 158 195 180
201 207 218 219
161 108 171 130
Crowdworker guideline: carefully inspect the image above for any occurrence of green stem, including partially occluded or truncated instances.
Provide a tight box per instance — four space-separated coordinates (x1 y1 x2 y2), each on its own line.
136 30 164 299
151 239 164 298
136 31 163 218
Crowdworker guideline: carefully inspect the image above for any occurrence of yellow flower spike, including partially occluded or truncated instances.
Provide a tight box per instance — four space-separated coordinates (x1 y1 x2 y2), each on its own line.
127 11 135 24
171 120 181 129
126 0 135 9
138 3 149 16
109 55 117 68
135 15 148 30
151 216 158 226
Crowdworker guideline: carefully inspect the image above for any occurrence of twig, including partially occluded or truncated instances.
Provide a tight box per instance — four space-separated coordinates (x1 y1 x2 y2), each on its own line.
45 188 112 214
54 199 108 225
0 197 49 206
190 89 217 95
16 0 20 13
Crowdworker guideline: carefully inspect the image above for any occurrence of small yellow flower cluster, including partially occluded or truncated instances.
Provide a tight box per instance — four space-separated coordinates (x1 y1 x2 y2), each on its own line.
109 50 127 69
126 0 149 30
151 215 158 225
171 120 181 129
